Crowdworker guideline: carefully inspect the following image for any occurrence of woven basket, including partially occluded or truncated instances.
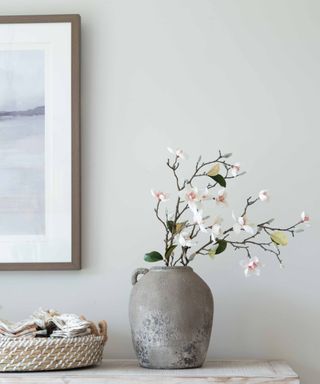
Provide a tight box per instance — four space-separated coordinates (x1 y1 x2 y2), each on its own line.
0 320 107 372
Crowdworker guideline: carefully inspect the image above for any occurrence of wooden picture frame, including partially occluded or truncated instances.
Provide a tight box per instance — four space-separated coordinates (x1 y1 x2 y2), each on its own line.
0 15 80 270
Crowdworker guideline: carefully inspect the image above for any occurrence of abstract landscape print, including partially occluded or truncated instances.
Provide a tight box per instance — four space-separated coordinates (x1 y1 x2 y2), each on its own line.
0 49 45 235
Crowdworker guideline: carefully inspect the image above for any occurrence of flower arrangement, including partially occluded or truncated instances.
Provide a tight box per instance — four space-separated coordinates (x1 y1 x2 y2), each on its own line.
146 148 310 276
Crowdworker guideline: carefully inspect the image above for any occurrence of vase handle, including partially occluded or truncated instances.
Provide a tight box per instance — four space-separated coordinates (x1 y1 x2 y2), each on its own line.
131 268 149 285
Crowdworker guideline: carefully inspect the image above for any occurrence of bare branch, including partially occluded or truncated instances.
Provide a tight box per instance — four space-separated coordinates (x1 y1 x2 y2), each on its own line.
241 196 259 217
258 221 302 237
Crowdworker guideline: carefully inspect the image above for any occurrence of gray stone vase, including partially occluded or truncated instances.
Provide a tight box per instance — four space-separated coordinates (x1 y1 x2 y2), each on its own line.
129 266 213 369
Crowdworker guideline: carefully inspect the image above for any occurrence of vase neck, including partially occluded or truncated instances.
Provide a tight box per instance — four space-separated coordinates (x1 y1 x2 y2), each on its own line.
150 266 193 272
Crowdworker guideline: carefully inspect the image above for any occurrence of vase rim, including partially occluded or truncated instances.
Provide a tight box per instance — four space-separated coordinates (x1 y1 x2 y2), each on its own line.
150 266 193 271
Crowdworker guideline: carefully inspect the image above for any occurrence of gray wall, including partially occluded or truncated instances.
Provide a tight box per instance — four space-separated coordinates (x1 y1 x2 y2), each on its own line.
0 1 318 383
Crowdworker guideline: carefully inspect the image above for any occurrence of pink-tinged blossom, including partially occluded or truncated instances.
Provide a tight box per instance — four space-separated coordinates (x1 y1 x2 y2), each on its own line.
240 257 262 277
215 189 228 206
167 147 188 160
232 213 256 235
151 189 169 202
231 163 240 177
182 186 200 213
185 187 200 203
181 186 211 212
301 211 310 223
259 190 270 202
183 186 211 202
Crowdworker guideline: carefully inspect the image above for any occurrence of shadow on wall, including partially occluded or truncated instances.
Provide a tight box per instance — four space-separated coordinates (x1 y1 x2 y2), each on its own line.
104 330 135 359
293 361 320 384
217 291 319 383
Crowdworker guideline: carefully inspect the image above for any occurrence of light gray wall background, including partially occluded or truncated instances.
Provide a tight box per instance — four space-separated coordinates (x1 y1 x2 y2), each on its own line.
0 1 318 382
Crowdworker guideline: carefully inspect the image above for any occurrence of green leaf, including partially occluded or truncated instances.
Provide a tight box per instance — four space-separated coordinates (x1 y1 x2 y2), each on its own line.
166 220 175 234
215 239 227 254
208 240 228 258
165 245 177 261
270 231 288 246
209 174 226 187
144 251 163 262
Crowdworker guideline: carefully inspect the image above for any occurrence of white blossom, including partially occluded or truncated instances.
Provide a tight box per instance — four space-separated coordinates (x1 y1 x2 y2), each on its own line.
179 232 197 248
215 189 228 206
167 147 188 160
231 163 240 177
232 213 256 235
211 216 223 242
259 190 270 202
151 189 169 202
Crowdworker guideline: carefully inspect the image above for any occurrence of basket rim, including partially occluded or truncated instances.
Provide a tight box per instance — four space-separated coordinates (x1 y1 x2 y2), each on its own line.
0 334 104 346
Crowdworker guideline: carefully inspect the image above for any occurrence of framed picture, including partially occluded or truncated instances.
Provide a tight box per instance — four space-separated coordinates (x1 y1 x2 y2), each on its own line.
0 15 80 270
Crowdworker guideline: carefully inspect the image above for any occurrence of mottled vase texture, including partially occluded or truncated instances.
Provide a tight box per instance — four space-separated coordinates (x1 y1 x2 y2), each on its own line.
129 266 213 369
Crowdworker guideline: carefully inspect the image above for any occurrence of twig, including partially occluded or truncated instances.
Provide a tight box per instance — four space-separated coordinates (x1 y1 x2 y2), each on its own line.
258 221 302 237
241 196 259 217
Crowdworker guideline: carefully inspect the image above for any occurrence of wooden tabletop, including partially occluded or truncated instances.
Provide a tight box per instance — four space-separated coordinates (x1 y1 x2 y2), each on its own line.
0 359 300 383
